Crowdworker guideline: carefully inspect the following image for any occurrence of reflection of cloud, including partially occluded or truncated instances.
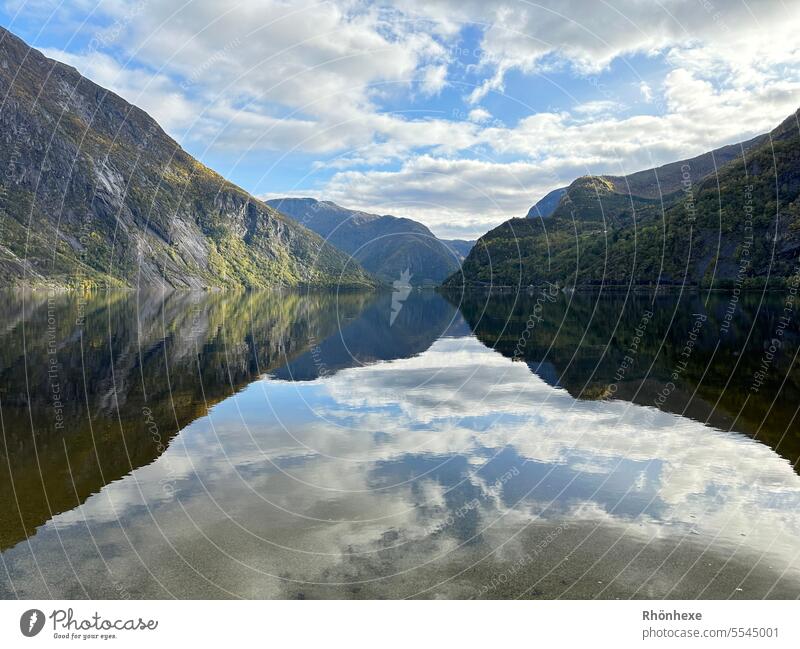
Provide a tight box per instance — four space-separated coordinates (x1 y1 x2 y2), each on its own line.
8 337 800 597
311 338 800 549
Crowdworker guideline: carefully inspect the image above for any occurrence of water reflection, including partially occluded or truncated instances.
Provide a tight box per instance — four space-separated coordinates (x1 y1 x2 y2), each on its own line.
0 290 371 551
1 289 799 598
455 291 800 469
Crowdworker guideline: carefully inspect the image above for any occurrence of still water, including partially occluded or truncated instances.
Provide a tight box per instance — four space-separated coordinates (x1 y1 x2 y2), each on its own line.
1 288 799 598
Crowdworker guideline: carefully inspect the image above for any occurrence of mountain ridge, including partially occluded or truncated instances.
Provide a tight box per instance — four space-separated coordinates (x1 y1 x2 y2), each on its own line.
446 109 800 289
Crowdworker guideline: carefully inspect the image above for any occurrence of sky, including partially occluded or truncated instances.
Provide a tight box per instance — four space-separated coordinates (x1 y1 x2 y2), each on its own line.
1 0 799 239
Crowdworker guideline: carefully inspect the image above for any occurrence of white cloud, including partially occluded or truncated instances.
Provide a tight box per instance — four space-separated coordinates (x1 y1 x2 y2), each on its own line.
70 1 450 141
322 155 574 238
28 0 800 238
401 0 800 100
573 100 623 116
419 63 448 96
318 64 800 237
467 107 491 123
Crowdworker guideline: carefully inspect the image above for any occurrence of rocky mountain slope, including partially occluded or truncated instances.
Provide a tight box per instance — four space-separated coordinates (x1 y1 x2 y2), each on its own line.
267 197 473 285
0 27 374 289
446 110 798 289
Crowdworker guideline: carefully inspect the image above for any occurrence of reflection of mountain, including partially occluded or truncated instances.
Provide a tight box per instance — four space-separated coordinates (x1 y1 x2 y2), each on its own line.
0 290 369 551
451 291 800 470
272 291 459 381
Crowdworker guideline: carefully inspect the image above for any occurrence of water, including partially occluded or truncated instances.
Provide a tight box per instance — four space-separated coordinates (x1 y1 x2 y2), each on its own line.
1 288 799 599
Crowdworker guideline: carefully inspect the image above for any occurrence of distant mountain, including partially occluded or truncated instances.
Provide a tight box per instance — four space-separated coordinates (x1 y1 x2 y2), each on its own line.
439 238 475 260
266 197 473 285
445 111 797 289
0 27 373 289
526 187 567 219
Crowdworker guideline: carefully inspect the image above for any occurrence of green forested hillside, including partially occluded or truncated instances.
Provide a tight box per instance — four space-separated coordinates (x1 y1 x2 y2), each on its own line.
446 110 800 289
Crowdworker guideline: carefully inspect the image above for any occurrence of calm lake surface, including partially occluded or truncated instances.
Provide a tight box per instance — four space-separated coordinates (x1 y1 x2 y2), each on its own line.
1 288 799 599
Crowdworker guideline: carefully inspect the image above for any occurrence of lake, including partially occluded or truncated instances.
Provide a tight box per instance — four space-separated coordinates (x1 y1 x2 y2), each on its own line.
1 287 799 598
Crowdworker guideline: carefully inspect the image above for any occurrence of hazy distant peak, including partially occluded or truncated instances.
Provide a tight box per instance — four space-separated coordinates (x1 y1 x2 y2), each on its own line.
267 197 474 285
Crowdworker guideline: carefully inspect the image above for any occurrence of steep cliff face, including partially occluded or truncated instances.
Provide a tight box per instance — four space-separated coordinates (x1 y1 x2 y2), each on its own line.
0 27 374 288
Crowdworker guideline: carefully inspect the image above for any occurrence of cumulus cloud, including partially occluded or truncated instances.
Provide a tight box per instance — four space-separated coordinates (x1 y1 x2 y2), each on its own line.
402 0 800 94
321 155 563 237
319 63 800 237
572 100 623 116
467 107 491 123
419 63 448 96
639 81 653 103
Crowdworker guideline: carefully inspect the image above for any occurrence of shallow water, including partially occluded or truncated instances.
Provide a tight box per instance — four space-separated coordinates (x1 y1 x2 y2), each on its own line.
1 288 799 598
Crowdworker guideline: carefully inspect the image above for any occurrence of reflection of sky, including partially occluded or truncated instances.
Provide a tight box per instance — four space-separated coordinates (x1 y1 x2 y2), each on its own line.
4 336 800 597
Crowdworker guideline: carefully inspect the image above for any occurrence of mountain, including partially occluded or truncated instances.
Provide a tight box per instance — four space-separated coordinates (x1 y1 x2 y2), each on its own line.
445 111 797 289
439 238 475 260
524 133 767 222
0 27 374 289
266 197 473 285
526 187 567 219
594 133 767 200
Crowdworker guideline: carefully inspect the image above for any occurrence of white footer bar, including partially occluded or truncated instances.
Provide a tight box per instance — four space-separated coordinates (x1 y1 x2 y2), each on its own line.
1 600 797 648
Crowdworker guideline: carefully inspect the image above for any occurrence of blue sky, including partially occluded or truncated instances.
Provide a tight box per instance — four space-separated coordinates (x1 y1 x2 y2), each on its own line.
2 0 799 238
